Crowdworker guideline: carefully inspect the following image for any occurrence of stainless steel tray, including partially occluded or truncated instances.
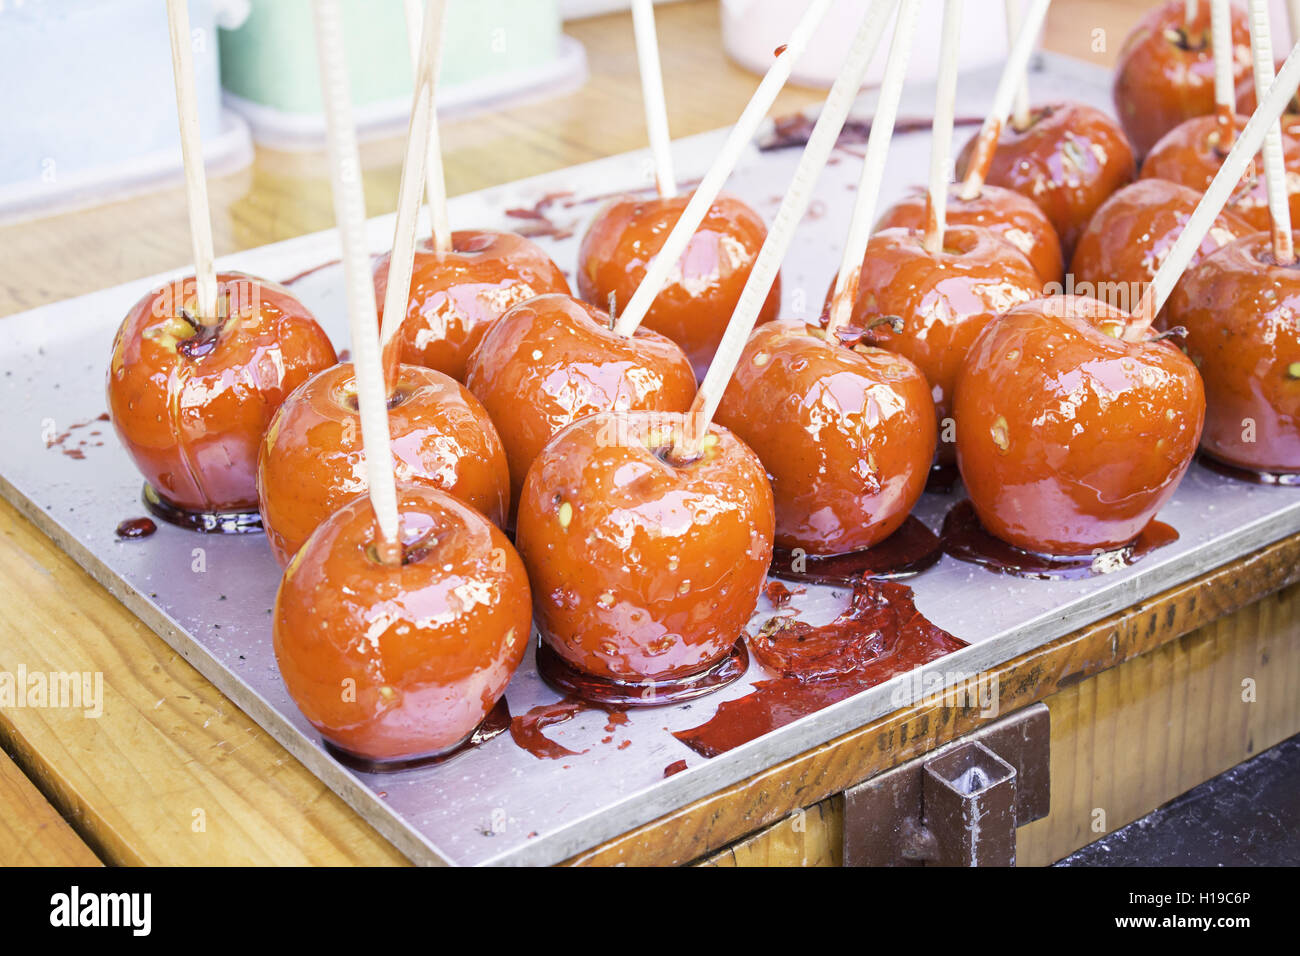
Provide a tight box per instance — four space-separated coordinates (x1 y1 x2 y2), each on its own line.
2 54 1297 866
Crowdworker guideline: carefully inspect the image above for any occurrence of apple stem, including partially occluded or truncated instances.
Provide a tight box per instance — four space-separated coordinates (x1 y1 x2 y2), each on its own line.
165 0 220 326
924 0 963 257
676 0 898 459
1005 0 1032 131
611 0 838 339
632 0 677 199
380 0 447 397
1131 39 1300 338
959 0 1051 200
313 0 402 564
826 0 921 338
402 0 452 254
1247 0 1295 265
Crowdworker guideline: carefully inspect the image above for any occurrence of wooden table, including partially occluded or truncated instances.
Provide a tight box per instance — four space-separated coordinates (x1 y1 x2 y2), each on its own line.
0 0 1295 867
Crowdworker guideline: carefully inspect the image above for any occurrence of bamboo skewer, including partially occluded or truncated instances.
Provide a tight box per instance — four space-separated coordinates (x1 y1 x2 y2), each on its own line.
959 0 1052 200
382 0 447 387
678 0 900 453
165 0 219 323
632 0 677 198
1005 0 1032 130
825 0 922 336
1247 0 1294 264
312 0 402 562
925 0 965 255
402 0 452 253
611 0 839 338
1211 0 1238 144
1131 37 1300 336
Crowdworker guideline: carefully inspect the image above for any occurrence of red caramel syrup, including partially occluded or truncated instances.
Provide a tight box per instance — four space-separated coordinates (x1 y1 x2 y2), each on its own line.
115 517 157 540
939 498 1180 581
769 515 942 586
509 696 631 760
535 637 750 709
46 411 110 460
142 483 263 535
326 697 513 774
1197 453 1300 487
673 577 967 758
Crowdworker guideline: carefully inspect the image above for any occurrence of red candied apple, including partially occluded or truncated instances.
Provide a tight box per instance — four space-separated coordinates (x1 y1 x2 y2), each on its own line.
954 295 1205 555
274 485 530 765
464 293 696 506
577 192 780 377
713 319 934 554
515 410 773 687
875 183 1064 285
956 102 1136 258
1071 178 1253 315
257 362 510 566
107 272 336 519
1140 114 1300 232
849 225 1042 465
1235 72 1300 138
373 229 570 382
1165 233 1300 473
1112 0 1251 157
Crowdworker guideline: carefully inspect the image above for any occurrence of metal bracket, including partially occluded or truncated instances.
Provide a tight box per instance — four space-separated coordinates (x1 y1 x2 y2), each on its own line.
842 703 1050 866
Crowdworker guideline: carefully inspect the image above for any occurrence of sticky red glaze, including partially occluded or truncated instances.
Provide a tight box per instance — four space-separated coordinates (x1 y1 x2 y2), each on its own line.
273 485 530 764
1140 115 1300 233
106 272 337 514
464 293 697 506
1234 70 1300 137
874 183 1064 285
373 230 570 381
515 411 774 684
956 102 1135 259
257 362 510 566
576 192 780 377
714 319 934 554
1071 178 1253 318
1165 233 1300 473
954 295 1205 555
851 226 1042 465
1112 0 1251 157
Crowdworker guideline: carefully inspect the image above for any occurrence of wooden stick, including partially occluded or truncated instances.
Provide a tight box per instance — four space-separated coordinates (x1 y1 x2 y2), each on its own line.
1005 0 1031 130
1131 38 1300 337
611 0 838 337
925 0 964 255
1289 0 1300 44
632 0 677 198
959 0 1051 199
825 0 922 336
1248 0 1294 264
682 0 900 450
1211 0 1238 144
382 0 445 387
1186 0 1198 26
312 0 401 561
165 0 219 324
402 0 452 253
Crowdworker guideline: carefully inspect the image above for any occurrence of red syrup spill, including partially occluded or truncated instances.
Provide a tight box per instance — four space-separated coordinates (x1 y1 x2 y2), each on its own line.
325 696 512 773
281 258 342 288
769 515 941 586
505 195 578 241
115 517 157 540
509 696 628 760
763 579 804 608
142 483 263 535
773 43 788 56
673 578 967 758
940 498 1180 581
1197 453 1300 487
760 113 982 151
47 412 111 459
535 636 750 708
663 759 688 778
926 461 961 494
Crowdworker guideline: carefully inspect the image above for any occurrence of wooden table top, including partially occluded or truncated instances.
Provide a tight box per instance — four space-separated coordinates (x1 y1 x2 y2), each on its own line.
0 0 1148 866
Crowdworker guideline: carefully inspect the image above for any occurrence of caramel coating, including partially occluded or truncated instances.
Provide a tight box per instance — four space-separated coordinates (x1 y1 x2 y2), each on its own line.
274 486 530 763
257 362 510 566
1165 233 1300 473
515 411 774 684
373 230 570 381
577 192 780 377
714 319 935 554
107 272 336 514
954 295 1205 555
